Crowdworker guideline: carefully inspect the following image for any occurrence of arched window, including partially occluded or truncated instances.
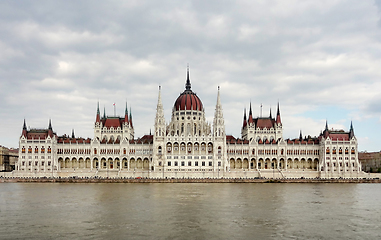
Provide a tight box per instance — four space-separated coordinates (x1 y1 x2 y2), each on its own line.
158 146 162 154
181 124 184 134
194 123 197 135
333 148 336 154
22 147 25 153
94 148 97 154
345 148 348 154
351 147 355 154
218 146 222 154
47 147 51 153
326 147 330 154
35 147 38 153
339 148 342 154
41 146 45 154
123 148 126 155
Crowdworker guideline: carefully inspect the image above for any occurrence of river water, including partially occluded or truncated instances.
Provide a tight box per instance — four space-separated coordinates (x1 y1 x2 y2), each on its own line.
0 183 380 240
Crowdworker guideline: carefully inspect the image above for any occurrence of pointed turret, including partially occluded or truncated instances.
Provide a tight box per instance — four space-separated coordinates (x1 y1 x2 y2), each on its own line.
248 102 254 124
299 130 303 141
269 108 272 119
22 119 27 137
349 121 355 139
242 108 247 128
103 106 106 119
129 107 133 128
185 64 191 91
276 102 281 124
124 102 129 123
71 129 75 138
96 102 100 122
323 120 329 138
48 119 53 138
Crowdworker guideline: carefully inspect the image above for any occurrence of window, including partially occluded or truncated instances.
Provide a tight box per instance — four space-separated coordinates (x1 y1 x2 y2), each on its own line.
188 161 191 166
158 146 162 154
202 161 205 166
41 161 44 166
174 161 178 166
181 161 185 166
123 148 126 154
209 161 212 166
168 161 171 166
326 148 330 154
333 148 336 154
41 147 45 154
22 147 25 153
125 162 128 167
339 148 342 154
35 147 38 153
218 161 221 167
195 161 198 166
351 148 355 154
94 148 97 154
47 147 51 153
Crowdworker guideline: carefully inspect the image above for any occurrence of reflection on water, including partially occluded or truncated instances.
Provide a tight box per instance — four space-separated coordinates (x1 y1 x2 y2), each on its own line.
0 183 380 240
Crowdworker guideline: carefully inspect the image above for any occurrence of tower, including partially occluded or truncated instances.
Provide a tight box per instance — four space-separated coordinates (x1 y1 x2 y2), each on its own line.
153 86 166 171
213 86 226 172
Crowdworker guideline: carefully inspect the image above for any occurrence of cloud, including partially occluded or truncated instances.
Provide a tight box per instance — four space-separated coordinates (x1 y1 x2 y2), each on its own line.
0 0 381 151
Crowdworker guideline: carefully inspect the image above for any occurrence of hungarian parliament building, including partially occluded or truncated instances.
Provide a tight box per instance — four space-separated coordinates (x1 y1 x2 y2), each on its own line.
15 69 363 179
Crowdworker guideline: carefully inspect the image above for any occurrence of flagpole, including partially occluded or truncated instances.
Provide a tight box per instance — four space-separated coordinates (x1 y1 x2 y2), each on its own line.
113 103 116 117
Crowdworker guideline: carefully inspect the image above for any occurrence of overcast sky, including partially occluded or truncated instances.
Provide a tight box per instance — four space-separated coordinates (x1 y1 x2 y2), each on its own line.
1 0 381 151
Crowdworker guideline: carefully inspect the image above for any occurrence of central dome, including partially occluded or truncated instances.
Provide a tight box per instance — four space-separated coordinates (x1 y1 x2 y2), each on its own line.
173 68 203 111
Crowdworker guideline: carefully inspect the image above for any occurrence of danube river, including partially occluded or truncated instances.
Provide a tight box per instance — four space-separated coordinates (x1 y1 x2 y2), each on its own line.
0 183 380 239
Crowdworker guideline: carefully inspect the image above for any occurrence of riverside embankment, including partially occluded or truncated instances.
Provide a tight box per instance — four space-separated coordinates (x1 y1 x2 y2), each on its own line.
1 177 381 183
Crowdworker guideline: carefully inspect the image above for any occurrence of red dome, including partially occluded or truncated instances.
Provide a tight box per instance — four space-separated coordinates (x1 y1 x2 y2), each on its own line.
174 90 203 111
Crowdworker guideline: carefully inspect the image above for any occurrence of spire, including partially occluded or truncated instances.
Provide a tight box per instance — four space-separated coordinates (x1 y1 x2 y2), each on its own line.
185 64 191 91
103 106 106 119
96 102 101 122
22 119 27 137
248 102 254 124
158 85 163 107
299 130 303 141
276 102 282 124
349 121 354 138
48 119 52 130
269 108 272 119
129 107 133 128
124 101 129 123
71 129 75 138
216 86 221 107
243 108 247 128
323 120 329 138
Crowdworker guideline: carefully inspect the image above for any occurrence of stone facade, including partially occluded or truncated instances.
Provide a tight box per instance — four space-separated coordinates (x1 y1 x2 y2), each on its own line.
0 146 18 171
14 69 364 179
359 151 381 172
